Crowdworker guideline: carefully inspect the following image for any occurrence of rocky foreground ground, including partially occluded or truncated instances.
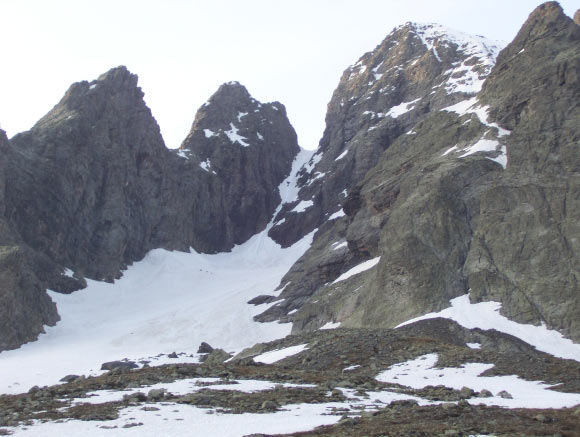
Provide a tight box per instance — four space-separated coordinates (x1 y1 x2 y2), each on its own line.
1 319 579 436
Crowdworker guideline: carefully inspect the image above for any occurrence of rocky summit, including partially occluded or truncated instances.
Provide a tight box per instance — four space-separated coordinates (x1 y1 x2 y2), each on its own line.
0 2 579 436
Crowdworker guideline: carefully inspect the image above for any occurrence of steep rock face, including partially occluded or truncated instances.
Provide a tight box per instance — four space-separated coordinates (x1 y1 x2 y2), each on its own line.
1 70 299 351
6 70 299 282
0 130 59 350
177 82 299 251
7 67 170 281
464 1 580 338
261 3 580 342
257 22 502 323
268 22 502 248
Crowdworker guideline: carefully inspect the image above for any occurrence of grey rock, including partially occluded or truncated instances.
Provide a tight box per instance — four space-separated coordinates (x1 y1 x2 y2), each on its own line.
197 342 214 354
147 388 167 401
497 390 513 399
260 400 278 410
459 387 474 399
59 375 81 383
201 348 232 365
100 360 138 371
260 3 580 344
1 69 299 351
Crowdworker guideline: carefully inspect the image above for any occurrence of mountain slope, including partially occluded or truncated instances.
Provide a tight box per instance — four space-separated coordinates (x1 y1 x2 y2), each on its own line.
256 21 503 323
0 69 300 351
258 2 580 344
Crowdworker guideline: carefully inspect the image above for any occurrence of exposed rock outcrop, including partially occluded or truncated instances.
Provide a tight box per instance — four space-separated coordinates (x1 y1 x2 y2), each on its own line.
177 82 299 251
0 131 59 350
260 3 580 343
0 70 299 351
257 21 503 323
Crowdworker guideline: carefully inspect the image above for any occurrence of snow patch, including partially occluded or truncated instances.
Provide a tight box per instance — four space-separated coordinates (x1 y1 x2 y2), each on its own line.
335 149 348 161
204 129 217 138
225 123 250 147
331 241 348 251
320 322 341 330
0 228 316 394
199 159 216 174
387 98 421 119
377 353 580 409
176 149 190 160
332 257 381 285
253 344 309 364
328 209 345 220
343 364 361 371
291 200 314 213
411 23 504 95
396 294 580 362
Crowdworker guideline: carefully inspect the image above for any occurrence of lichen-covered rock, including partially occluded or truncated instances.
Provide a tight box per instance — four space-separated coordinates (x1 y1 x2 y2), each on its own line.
264 3 580 343
259 21 503 325
268 21 502 248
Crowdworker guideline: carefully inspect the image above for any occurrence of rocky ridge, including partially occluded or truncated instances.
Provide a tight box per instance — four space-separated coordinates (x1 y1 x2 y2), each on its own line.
0 69 300 350
257 2 580 345
2 319 580 435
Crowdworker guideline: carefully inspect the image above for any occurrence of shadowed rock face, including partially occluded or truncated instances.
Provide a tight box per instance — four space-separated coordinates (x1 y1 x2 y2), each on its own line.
0 70 299 351
5 69 299 283
177 82 299 251
0 131 59 351
7 67 170 282
259 3 580 343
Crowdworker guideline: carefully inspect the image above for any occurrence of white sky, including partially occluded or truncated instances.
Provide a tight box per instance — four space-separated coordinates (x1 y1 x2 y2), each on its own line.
0 1 577 150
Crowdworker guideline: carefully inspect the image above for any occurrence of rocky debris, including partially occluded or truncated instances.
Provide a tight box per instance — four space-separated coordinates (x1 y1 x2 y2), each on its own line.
0 326 579 434
146 388 167 401
100 360 138 371
276 403 580 436
575 8 580 25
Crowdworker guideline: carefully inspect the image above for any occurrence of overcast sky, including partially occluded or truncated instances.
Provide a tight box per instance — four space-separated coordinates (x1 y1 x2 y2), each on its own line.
1 1 577 150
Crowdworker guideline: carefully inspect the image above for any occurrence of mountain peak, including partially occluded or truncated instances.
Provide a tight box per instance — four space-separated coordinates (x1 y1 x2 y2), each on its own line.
499 1 576 60
95 65 138 90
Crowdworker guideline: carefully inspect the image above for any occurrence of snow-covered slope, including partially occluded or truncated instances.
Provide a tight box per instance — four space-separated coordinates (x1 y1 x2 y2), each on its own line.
0 150 315 395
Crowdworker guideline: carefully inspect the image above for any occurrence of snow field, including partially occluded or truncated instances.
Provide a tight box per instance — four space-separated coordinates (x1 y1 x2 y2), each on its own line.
397 294 580 362
0 148 316 395
377 353 580 409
